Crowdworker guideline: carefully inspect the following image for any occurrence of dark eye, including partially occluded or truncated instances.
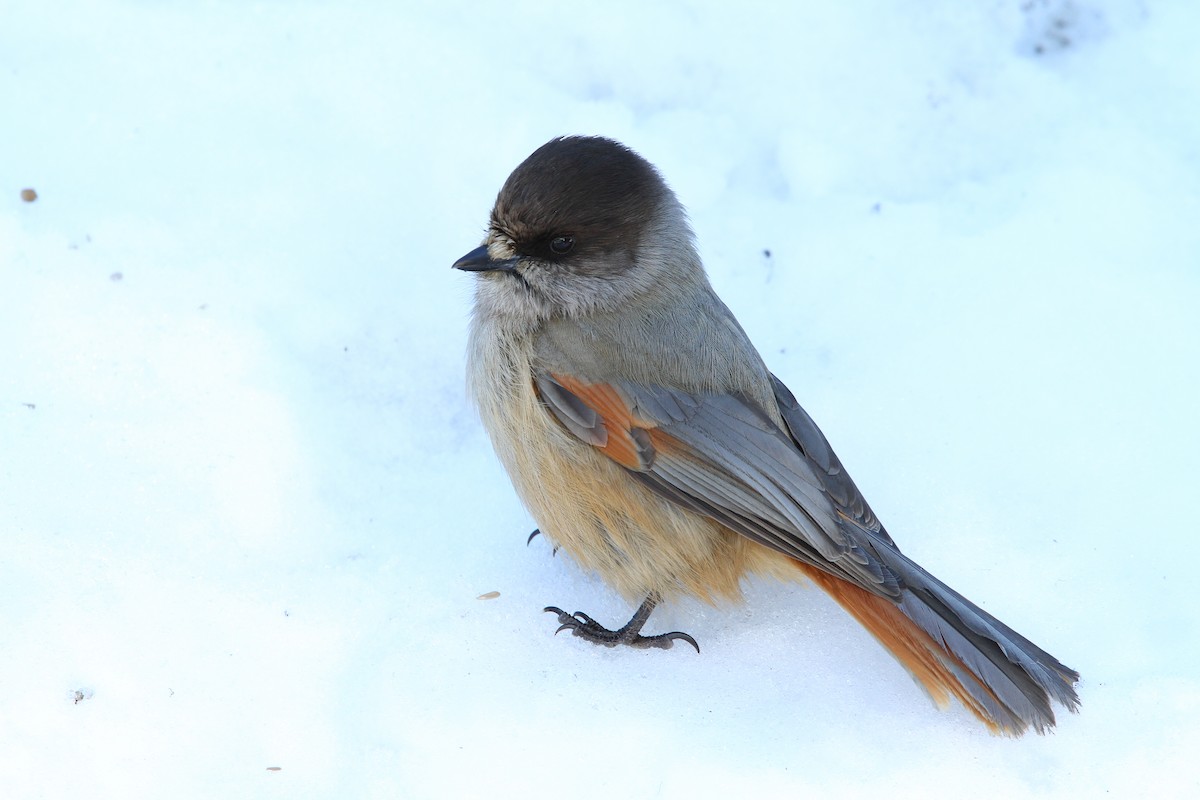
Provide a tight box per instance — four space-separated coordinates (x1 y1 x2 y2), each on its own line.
548 235 576 255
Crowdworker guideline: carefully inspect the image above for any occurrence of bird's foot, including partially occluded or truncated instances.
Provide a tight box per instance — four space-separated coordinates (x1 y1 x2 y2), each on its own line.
543 606 699 653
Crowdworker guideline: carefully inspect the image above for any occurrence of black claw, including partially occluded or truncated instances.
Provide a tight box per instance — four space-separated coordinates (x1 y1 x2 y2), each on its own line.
662 631 701 654
527 529 559 555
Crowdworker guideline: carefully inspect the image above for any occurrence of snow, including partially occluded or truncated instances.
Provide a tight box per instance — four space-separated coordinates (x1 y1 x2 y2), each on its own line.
2 1 1198 797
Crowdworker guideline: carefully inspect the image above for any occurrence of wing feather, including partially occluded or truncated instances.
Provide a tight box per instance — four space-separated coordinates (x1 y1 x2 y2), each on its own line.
539 371 902 596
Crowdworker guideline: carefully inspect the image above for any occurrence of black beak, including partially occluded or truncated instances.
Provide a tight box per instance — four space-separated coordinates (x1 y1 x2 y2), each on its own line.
453 245 521 273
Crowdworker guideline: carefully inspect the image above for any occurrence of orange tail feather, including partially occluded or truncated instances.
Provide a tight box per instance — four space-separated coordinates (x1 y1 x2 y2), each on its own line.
796 562 1008 734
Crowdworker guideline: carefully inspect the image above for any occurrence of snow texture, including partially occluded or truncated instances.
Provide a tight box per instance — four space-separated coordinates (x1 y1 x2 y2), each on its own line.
2 1 1198 797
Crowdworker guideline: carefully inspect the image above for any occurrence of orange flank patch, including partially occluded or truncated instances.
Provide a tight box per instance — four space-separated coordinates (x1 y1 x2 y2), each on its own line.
550 374 656 470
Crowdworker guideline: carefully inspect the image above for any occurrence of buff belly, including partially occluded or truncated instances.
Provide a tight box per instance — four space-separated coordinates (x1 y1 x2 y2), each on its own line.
474 358 753 604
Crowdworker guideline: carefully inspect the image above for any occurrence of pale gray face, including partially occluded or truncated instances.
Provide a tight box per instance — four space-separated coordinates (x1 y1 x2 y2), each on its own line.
454 136 698 322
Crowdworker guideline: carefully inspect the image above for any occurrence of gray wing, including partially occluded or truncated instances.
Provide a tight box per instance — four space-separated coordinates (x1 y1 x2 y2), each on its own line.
768 373 892 546
534 371 903 597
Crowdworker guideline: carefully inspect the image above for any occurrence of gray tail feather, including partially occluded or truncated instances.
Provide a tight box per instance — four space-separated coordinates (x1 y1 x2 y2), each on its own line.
886 550 1081 735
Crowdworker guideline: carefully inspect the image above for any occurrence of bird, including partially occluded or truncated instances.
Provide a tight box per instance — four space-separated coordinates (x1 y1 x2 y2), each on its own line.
454 135 1080 736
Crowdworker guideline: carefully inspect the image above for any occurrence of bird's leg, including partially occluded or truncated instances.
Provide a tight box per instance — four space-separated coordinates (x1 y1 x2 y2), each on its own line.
544 594 699 653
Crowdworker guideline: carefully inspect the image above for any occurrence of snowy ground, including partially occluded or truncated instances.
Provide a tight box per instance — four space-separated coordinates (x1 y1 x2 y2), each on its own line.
3 1 1198 798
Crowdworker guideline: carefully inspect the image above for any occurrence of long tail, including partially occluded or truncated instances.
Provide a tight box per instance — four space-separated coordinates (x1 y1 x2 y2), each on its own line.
793 554 1081 736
